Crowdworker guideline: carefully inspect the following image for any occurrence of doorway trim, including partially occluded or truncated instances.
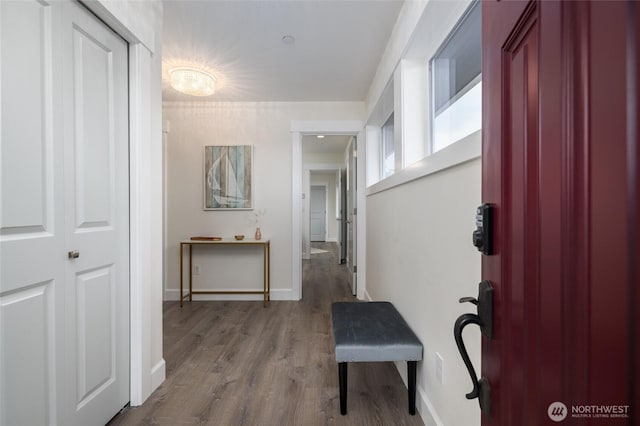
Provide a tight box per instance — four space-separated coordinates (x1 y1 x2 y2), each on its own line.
291 120 365 301
83 1 163 406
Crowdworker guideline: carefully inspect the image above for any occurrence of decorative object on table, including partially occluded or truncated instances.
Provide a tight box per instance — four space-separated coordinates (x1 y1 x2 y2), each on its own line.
204 145 253 210
190 236 222 241
249 208 265 241
234 235 245 240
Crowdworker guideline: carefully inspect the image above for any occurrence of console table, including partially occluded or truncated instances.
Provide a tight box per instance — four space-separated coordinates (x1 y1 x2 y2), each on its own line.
179 238 271 307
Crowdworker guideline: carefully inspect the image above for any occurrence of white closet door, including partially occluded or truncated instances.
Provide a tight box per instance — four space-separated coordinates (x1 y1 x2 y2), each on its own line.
1 1 65 424
61 2 129 425
0 1 130 425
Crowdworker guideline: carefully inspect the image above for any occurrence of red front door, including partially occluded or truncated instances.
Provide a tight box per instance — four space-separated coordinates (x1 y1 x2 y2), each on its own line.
481 1 639 424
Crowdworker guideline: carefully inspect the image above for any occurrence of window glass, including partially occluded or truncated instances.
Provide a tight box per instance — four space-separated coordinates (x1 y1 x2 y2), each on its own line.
431 1 481 153
381 113 395 178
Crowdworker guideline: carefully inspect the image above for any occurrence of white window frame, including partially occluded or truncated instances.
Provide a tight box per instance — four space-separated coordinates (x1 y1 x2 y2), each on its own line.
429 0 481 155
365 0 482 196
380 112 395 179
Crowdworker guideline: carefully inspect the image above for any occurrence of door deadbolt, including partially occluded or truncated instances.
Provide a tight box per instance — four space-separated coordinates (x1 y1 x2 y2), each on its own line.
68 250 80 259
473 204 494 255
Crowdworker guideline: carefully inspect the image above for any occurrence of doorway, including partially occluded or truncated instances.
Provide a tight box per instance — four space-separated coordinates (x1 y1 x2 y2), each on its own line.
292 122 364 300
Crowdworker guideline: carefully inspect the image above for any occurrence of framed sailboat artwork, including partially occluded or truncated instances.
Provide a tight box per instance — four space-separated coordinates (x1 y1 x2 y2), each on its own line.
203 145 253 210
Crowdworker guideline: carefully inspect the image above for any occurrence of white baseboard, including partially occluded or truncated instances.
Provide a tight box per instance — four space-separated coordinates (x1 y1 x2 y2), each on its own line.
164 288 293 301
326 237 338 242
363 289 373 301
150 359 166 394
417 386 445 426
393 361 444 426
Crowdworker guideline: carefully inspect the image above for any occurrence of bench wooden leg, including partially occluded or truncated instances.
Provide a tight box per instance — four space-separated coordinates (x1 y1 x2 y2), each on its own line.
408 361 417 415
339 362 348 415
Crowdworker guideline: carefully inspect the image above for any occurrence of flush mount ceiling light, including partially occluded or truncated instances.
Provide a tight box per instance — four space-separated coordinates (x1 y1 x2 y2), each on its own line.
169 67 216 96
282 35 295 45
316 135 325 139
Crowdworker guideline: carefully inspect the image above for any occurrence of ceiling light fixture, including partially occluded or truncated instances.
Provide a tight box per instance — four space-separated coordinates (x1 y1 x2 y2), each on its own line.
282 35 295 45
316 135 325 139
169 67 216 97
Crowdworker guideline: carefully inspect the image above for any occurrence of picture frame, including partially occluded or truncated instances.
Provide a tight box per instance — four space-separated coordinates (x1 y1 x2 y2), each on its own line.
203 145 253 210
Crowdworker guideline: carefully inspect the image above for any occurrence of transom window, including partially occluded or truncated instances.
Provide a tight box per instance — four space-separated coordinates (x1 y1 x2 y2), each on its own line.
381 113 395 178
430 0 481 153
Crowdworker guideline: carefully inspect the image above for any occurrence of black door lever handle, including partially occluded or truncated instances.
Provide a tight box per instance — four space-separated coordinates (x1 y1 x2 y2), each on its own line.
454 312 491 414
454 313 483 399
459 296 478 305
453 281 494 415
460 280 493 338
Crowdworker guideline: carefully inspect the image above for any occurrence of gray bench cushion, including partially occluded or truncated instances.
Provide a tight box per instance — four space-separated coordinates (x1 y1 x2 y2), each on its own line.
332 302 423 363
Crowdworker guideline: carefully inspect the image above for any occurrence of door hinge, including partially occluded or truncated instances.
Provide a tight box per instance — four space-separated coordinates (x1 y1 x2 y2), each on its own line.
353 265 357 273
353 208 357 215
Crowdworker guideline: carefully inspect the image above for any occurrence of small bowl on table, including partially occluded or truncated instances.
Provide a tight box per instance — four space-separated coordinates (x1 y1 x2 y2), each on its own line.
234 235 245 241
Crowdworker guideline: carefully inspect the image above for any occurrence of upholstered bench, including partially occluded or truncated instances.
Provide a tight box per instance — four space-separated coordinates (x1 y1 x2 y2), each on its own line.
331 301 423 415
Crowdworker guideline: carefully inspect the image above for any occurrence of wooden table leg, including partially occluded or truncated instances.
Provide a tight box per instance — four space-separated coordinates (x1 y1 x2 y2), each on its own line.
179 243 184 307
263 243 267 307
189 244 193 301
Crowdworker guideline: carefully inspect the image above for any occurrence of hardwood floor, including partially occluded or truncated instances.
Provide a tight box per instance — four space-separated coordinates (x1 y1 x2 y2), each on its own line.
110 242 424 425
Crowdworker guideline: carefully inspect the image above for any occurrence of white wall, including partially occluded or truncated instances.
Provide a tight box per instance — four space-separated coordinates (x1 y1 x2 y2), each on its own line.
304 152 344 163
147 4 164 394
89 0 165 405
366 160 481 426
363 0 481 425
163 102 363 300
365 0 427 119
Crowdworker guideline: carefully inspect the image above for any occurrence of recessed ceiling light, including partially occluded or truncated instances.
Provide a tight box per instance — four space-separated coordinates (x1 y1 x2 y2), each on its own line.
316 135 325 139
282 35 295 45
169 67 216 96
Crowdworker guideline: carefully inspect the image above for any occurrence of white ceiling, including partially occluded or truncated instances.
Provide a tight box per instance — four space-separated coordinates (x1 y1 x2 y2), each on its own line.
162 0 404 102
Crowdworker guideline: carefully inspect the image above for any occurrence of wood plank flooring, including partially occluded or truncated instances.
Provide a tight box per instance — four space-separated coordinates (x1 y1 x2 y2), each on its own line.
109 243 424 425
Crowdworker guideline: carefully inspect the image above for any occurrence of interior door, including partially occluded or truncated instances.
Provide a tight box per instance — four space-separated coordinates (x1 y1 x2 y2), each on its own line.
1 2 65 424
346 137 357 295
337 170 347 264
62 2 130 424
476 0 639 423
0 2 130 425
310 186 326 242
